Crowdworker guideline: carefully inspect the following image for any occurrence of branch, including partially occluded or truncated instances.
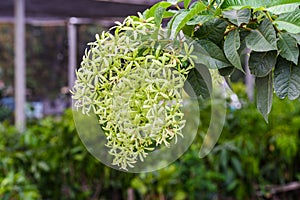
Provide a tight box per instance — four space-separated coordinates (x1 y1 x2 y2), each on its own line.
256 182 300 197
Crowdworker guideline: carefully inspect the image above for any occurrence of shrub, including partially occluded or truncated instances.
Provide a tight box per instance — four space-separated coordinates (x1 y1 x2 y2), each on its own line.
0 88 299 199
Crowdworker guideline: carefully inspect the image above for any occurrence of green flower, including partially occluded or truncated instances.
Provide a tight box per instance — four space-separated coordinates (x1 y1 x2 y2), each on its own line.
71 14 194 170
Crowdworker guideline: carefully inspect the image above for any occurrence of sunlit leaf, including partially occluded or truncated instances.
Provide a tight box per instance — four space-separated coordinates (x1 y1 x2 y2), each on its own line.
274 9 300 34
267 3 300 15
184 0 192 8
170 2 207 37
221 0 267 9
221 0 300 12
144 1 172 19
170 10 189 37
167 0 182 4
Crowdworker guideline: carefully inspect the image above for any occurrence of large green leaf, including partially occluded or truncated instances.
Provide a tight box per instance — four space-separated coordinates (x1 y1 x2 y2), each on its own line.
222 8 250 26
274 9 300 34
194 18 228 45
186 12 214 25
170 2 207 37
167 0 182 4
245 19 277 52
193 39 232 69
274 56 300 100
277 32 299 64
166 10 183 37
289 33 300 45
256 72 273 122
163 11 176 18
184 0 192 8
221 0 300 14
221 0 268 9
154 7 166 26
267 3 300 15
224 29 243 72
144 1 173 19
184 64 212 99
169 11 188 37
249 51 277 77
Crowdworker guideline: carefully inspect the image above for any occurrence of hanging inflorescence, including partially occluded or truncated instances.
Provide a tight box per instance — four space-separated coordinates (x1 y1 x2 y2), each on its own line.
71 14 195 170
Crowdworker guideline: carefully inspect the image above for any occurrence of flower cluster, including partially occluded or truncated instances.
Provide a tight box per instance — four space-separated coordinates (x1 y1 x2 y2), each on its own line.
71 14 194 170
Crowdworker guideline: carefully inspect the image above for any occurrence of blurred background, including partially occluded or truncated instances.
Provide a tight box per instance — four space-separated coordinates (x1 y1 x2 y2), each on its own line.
0 0 300 199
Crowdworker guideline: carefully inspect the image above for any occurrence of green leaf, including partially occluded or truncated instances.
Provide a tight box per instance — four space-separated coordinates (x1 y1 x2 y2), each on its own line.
144 1 173 19
186 12 214 25
227 179 239 191
289 33 300 45
171 2 207 37
245 19 277 52
154 7 166 26
184 0 192 8
274 9 300 34
249 51 277 77
167 0 182 4
224 29 243 72
167 11 180 35
231 157 243 177
274 56 300 100
181 24 195 37
193 39 232 69
267 3 300 15
194 18 228 45
184 64 212 99
222 8 251 26
214 7 223 16
163 11 176 18
221 0 300 11
278 32 299 64
219 66 235 76
256 72 273 122
221 0 267 9
170 10 189 37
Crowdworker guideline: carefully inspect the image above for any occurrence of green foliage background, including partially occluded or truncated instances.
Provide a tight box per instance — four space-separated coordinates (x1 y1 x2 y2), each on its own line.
1 0 300 199
1 86 300 199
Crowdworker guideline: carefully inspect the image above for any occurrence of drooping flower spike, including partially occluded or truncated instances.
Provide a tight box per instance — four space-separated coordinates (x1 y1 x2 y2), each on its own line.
71 14 195 170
